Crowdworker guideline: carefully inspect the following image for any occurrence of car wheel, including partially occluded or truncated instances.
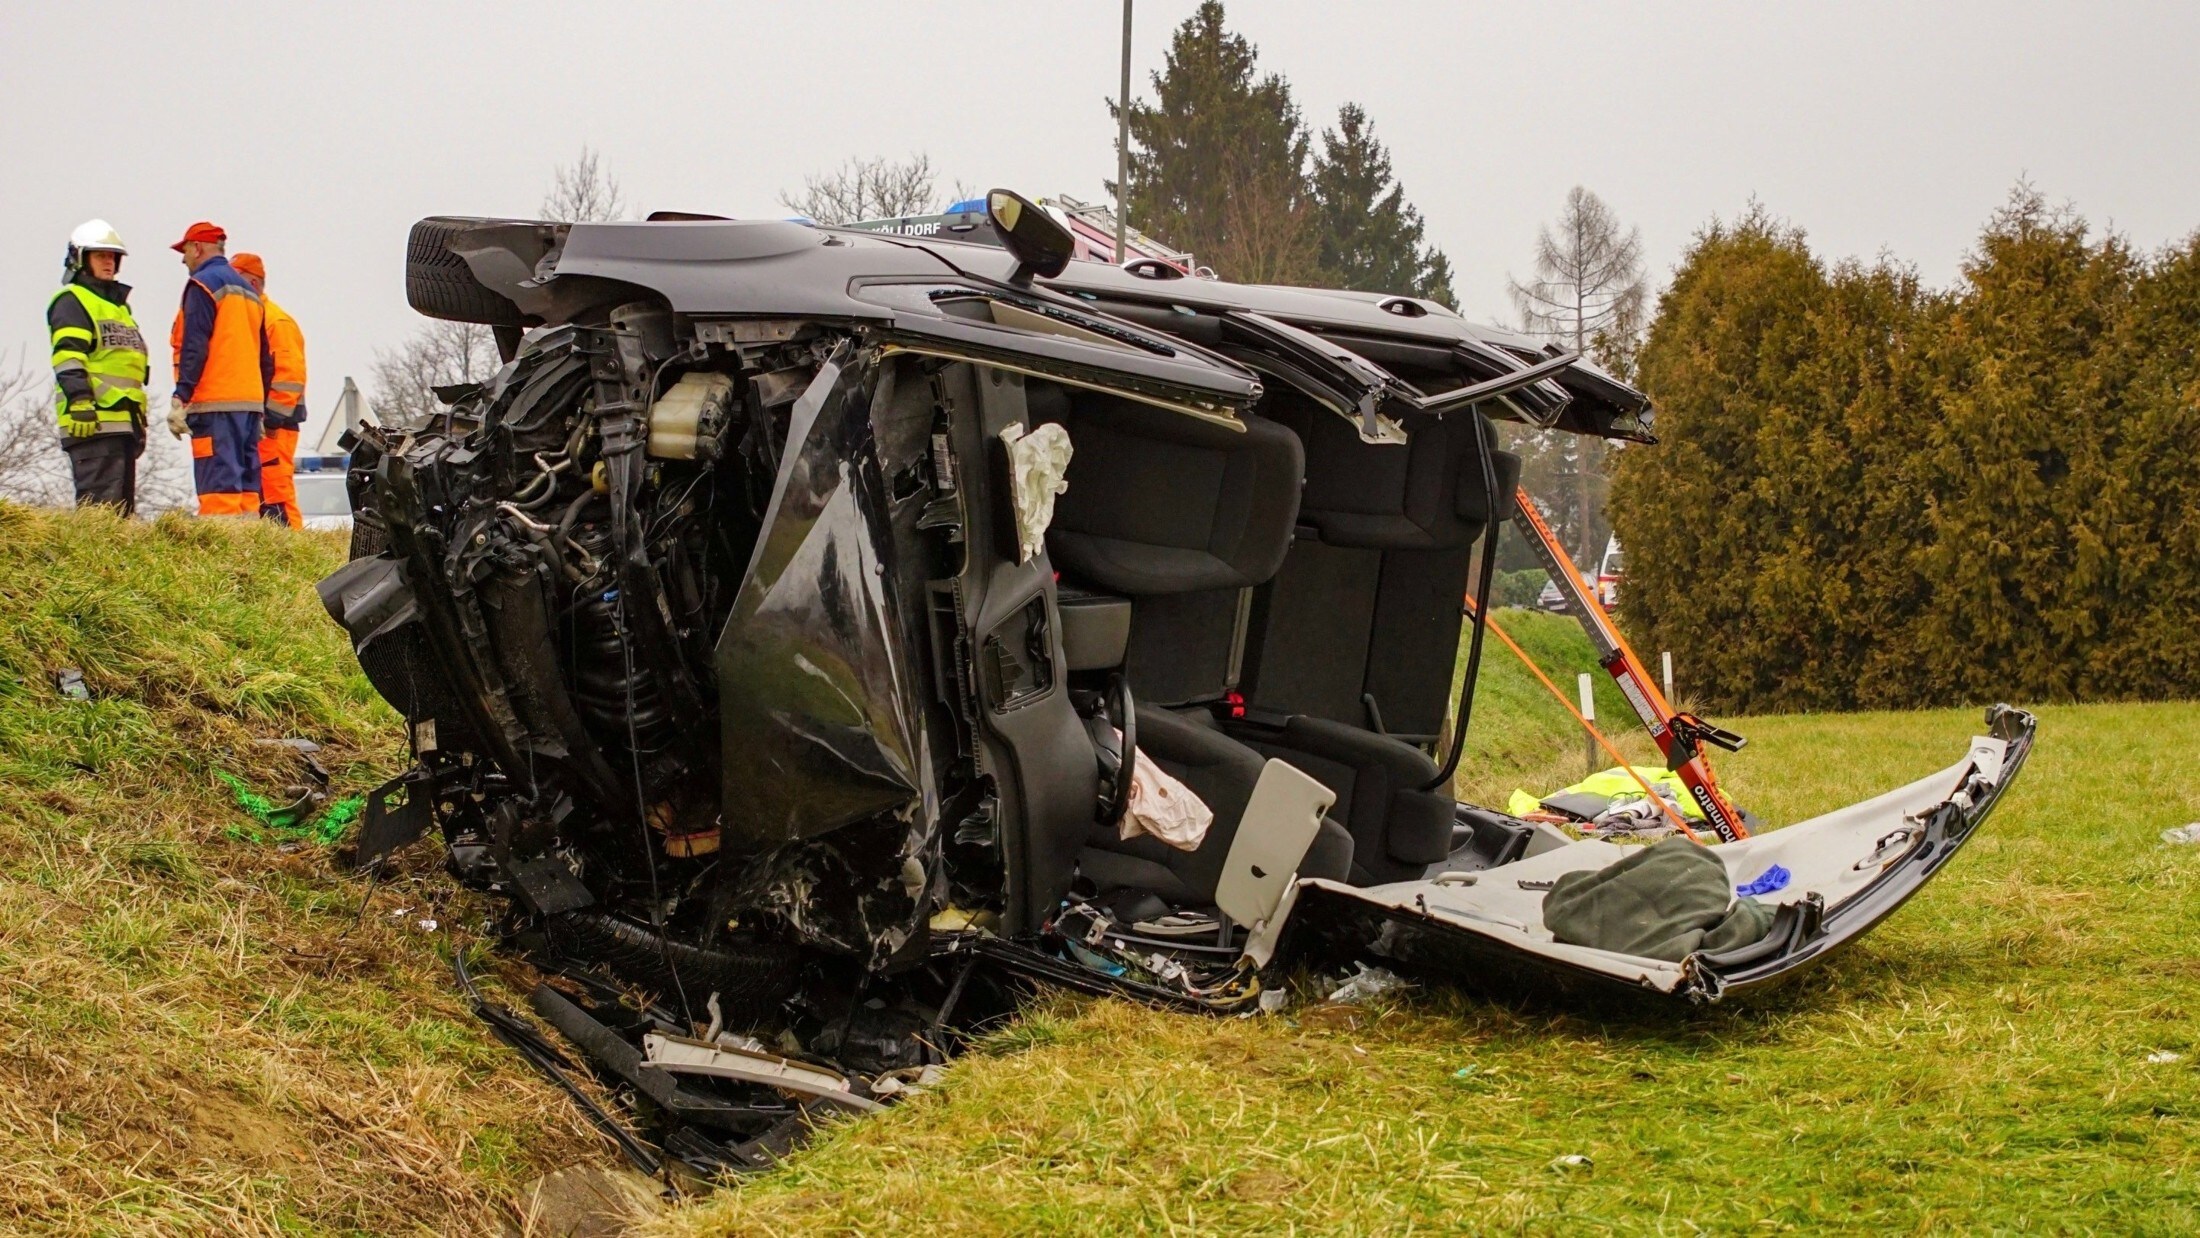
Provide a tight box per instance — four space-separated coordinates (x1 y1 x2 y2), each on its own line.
406 216 532 326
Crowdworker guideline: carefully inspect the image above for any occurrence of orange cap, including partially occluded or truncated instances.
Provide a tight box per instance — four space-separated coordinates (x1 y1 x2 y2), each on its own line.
169 221 226 252
230 252 266 281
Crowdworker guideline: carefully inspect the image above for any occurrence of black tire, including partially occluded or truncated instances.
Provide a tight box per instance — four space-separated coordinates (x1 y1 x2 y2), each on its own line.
546 911 804 1007
406 216 531 326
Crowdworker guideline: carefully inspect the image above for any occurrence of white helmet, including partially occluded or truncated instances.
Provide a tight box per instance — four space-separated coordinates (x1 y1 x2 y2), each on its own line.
69 219 127 254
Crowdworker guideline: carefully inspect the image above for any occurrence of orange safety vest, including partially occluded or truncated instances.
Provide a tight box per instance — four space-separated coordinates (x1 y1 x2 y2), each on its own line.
170 257 268 414
263 295 306 424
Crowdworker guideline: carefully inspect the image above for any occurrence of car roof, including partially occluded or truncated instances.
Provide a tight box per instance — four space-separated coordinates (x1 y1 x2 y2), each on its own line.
448 215 1652 441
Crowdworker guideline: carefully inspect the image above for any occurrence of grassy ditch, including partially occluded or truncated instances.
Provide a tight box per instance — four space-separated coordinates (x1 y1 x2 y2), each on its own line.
0 506 599 1235
9 507 2199 1232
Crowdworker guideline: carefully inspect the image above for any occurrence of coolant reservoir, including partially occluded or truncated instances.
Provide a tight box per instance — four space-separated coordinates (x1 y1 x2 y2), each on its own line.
648 372 737 460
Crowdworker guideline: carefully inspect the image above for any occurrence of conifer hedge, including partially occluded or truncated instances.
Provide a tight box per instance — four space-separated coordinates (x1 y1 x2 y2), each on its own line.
1609 190 2200 711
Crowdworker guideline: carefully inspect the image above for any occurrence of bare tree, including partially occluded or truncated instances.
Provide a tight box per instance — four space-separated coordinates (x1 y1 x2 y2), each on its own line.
779 155 944 226
0 353 192 513
136 402 197 515
540 145 628 222
370 321 501 430
374 151 618 435
1509 186 1649 563
0 353 71 505
1211 148 1320 286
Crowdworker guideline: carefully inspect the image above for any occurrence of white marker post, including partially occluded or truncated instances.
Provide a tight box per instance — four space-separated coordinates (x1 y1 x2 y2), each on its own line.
1578 672 1598 777
1661 651 1674 706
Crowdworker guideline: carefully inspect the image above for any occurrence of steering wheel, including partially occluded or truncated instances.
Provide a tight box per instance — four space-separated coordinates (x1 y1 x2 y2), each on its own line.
1098 672 1137 824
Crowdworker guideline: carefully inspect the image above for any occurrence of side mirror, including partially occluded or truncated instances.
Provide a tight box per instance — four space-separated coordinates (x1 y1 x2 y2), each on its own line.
987 189 1074 284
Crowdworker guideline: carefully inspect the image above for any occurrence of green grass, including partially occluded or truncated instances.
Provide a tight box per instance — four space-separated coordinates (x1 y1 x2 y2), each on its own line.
0 505 601 1236
1448 606 1667 810
657 699 2200 1235
8 505 2198 1233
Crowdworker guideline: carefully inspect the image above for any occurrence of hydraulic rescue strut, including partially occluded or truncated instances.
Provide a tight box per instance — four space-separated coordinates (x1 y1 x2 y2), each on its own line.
1507 488 1751 843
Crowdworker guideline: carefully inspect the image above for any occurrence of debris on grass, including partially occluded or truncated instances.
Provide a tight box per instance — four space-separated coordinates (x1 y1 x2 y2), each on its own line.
1326 962 1409 1004
218 770 365 847
52 667 88 700
2147 1050 2184 1064
1551 1154 1593 1172
872 1065 949 1098
2162 824 2200 845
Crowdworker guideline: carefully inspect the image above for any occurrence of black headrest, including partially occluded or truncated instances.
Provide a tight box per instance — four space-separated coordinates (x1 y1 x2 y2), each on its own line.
1038 389 1303 595
1288 401 1518 550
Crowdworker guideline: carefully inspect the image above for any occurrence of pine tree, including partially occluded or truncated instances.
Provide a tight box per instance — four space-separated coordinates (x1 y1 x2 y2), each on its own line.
1609 208 1839 711
1908 188 2138 703
1114 2 1317 284
1308 103 1455 306
2087 232 2200 696
1612 187 2200 712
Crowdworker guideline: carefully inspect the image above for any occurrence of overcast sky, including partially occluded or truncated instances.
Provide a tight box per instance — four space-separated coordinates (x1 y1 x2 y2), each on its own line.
7 1 2199 454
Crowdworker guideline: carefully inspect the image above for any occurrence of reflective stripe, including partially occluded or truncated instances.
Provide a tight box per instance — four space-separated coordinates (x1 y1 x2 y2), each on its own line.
51 283 149 425
88 373 145 407
205 283 262 304
186 399 265 414
264 297 307 416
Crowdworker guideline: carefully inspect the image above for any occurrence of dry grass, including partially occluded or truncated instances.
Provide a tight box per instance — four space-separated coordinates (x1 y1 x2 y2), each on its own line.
0 505 606 1234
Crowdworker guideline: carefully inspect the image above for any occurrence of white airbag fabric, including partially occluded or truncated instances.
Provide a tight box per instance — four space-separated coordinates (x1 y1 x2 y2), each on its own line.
1118 740 1213 852
1000 421 1073 563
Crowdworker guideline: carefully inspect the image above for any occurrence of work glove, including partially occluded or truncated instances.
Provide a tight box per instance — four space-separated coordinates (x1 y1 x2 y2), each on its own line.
64 399 101 438
167 401 189 439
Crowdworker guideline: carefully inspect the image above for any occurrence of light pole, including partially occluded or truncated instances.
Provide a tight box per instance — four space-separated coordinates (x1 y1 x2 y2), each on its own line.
1115 0 1132 261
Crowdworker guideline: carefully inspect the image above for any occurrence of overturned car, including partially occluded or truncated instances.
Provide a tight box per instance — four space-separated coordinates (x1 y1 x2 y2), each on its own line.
320 193 2033 1160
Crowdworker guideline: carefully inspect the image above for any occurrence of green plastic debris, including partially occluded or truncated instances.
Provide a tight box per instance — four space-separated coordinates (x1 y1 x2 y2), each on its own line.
218 770 365 846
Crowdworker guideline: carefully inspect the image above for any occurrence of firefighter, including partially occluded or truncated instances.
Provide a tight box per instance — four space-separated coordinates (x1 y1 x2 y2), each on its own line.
166 222 270 518
48 220 149 513
229 253 305 527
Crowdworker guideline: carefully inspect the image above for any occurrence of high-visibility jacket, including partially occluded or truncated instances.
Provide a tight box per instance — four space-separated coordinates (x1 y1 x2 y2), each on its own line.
48 277 148 437
262 295 307 430
1508 765 1707 822
170 255 271 414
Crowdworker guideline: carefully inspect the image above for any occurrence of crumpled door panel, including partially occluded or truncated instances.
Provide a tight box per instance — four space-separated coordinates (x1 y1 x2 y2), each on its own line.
1288 706 2036 1005
714 349 925 849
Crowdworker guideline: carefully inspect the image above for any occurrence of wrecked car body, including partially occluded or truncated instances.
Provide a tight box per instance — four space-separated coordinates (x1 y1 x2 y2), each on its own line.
320 194 2034 1166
